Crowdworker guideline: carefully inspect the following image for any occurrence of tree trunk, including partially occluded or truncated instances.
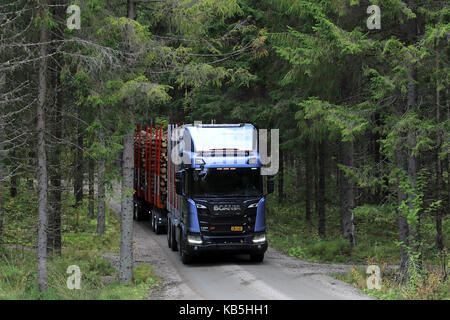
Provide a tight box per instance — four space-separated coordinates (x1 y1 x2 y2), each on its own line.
373 112 382 203
37 0 49 293
318 139 326 238
278 150 284 203
401 0 420 273
447 86 450 221
435 51 443 250
119 0 137 284
314 141 319 217
47 60 63 255
119 129 134 283
304 138 312 221
9 150 17 197
10 176 17 197
0 93 4 236
406 63 420 265
0 143 3 237
74 111 84 206
0 55 5 237
396 139 409 272
340 141 356 247
88 156 95 219
295 155 301 203
96 129 106 235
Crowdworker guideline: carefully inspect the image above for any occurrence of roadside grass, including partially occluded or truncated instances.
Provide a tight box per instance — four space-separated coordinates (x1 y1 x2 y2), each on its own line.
266 200 449 300
333 264 450 300
0 185 161 300
266 201 400 264
266 169 449 300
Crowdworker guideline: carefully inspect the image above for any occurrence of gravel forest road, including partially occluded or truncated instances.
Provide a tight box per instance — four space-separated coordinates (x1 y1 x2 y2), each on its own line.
107 199 371 300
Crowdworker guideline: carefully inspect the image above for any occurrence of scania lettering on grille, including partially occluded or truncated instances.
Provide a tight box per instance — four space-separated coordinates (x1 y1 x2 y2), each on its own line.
213 205 240 211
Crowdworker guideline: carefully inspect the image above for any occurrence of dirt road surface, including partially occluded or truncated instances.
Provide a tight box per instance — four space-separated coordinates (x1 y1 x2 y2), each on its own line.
107 199 371 300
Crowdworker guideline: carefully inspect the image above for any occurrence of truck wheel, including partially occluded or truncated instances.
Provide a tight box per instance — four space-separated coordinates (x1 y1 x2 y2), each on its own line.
155 216 162 234
171 225 178 252
136 204 141 221
167 220 172 248
180 236 192 265
250 253 264 263
138 206 146 221
150 211 155 231
142 209 150 221
133 203 138 221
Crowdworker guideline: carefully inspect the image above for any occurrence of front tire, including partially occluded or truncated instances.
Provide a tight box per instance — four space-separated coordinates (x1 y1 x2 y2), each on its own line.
180 235 192 265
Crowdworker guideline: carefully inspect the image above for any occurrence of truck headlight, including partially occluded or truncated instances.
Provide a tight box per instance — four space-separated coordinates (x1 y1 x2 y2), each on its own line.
248 202 258 208
187 234 203 244
196 203 207 209
252 233 266 243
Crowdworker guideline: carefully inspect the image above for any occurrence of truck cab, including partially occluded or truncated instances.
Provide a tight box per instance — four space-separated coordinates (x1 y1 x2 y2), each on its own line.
166 124 274 264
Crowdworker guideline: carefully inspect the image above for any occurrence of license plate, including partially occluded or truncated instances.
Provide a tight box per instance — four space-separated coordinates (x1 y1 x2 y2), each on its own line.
231 226 243 232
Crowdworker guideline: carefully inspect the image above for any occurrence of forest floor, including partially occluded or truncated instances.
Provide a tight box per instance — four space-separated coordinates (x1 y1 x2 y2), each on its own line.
0 187 161 299
266 199 450 300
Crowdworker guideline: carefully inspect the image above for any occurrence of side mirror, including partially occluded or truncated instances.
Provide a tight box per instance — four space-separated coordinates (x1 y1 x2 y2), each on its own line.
175 170 184 196
266 175 274 195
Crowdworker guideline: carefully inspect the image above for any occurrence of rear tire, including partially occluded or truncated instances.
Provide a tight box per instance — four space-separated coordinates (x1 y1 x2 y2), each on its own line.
171 224 178 252
136 204 143 221
250 253 264 263
167 220 172 248
151 211 155 231
155 216 162 234
141 208 146 221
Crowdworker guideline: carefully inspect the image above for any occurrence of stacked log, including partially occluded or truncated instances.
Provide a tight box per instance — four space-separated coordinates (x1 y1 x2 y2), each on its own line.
135 128 168 206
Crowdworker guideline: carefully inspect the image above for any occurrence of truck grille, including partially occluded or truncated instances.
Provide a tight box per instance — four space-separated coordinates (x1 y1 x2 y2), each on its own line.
198 208 257 235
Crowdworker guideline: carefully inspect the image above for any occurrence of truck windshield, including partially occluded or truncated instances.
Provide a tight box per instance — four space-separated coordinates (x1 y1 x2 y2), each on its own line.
189 168 262 198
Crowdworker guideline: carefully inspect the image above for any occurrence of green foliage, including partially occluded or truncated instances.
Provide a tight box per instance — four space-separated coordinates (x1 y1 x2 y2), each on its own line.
267 167 449 266
267 200 353 263
133 264 161 287
0 245 156 300
297 98 368 142
1 184 38 247
0 187 158 300
173 0 244 36
305 239 352 263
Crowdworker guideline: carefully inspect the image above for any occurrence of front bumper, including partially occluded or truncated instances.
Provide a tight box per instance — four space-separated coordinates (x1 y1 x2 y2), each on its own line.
184 234 268 255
